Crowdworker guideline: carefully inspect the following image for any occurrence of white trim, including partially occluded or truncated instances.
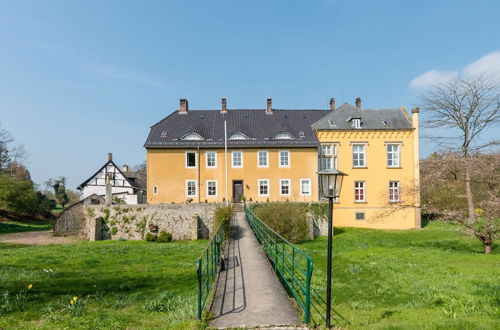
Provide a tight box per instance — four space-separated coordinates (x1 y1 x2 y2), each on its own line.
300 178 311 196
352 144 366 168
186 179 197 197
354 180 366 202
278 150 290 168
258 179 270 197
389 180 401 202
206 180 218 197
181 132 204 141
185 151 197 168
228 132 250 140
257 150 269 168
279 178 291 196
232 150 243 168
386 143 401 168
205 151 217 168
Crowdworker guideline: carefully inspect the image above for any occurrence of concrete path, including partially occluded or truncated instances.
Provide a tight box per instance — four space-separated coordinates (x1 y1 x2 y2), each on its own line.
0 231 77 245
209 205 301 328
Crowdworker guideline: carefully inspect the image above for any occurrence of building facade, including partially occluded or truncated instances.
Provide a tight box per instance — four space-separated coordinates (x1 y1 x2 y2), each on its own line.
145 98 420 229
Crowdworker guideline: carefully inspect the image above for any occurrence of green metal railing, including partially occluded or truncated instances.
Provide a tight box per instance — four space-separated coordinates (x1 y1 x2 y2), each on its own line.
245 206 314 322
197 223 224 320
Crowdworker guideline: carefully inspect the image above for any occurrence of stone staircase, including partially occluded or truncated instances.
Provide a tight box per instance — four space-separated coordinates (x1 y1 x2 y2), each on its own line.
232 202 244 212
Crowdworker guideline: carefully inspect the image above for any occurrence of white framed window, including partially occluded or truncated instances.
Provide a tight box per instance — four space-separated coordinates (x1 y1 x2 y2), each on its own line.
280 179 290 196
354 181 366 202
274 132 294 140
206 180 217 197
355 212 365 221
387 144 401 167
232 151 243 168
186 180 197 197
320 144 338 170
186 151 197 168
153 186 158 195
352 144 366 168
279 150 290 167
389 181 400 202
258 179 269 196
352 119 361 128
228 132 249 140
206 151 217 168
182 133 204 140
258 150 268 167
300 179 311 196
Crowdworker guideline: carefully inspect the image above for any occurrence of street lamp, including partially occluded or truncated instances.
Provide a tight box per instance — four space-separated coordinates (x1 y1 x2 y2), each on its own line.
317 168 347 328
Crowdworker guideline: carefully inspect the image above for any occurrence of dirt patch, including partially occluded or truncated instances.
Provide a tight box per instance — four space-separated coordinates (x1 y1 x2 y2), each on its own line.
0 231 78 245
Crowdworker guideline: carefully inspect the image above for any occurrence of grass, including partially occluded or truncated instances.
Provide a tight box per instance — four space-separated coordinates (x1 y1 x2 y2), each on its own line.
0 240 207 329
0 220 53 234
298 221 500 329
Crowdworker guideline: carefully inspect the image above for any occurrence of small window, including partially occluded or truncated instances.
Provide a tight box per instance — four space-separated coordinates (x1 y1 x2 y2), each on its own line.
232 151 243 168
186 152 196 168
389 181 400 202
274 132 294 140
186 180 197 197
153 186 158 195
387 144 400 167
279 150 290 167
328 119 335 127
182 133 204 140
354 181 366 202
206 151 217 168
280 179 290 196
160 131 168 137
258 179 269 196
355 212 365 221
207 180 217 197
352 119 361 128
228 132 249 140
300 179 311 196
258 151 268 167
352 144 366 167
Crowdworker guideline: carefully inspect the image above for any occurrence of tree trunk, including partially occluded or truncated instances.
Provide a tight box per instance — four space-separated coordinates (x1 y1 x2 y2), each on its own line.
464 162 475 223
484 242 492 254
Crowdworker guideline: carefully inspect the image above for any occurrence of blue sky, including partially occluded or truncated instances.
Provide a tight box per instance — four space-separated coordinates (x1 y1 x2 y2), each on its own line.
0 0 499 189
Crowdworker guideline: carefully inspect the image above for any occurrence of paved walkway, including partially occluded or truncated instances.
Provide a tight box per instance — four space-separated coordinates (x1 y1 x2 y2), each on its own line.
209 205 301 328
0 231 77 245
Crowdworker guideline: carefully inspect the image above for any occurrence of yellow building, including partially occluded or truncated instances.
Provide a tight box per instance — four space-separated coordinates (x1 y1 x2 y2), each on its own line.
145 97 421 229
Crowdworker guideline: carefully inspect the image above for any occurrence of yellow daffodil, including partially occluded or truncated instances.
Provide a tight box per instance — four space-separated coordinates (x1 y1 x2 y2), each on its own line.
27 284 33 290
70 300 74 305
72 296 78 301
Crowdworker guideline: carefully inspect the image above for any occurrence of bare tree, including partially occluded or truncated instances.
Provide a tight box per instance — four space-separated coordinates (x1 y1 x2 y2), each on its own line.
421 74 500 253
0 123 26 175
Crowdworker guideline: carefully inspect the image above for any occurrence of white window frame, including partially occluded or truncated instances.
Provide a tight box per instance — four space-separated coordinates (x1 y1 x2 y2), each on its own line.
354 181 366 202
258 179 270 197
352 144 366 168
206 180 217 197
387 143 401 168
280 178 291 196
185 151 197 168
257 150 269 168
206 151 217 168
352 119 361 128
389 181 401 202
320 144 338 170
186 180 197 197
300 179 311 196
153 186 158 195
279 150 290 168
232 151 243 168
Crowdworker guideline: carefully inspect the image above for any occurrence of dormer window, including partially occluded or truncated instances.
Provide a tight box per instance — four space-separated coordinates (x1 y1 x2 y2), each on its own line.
182 133 204 141
228 132 249 140
352 119 361 129
273 132 294 140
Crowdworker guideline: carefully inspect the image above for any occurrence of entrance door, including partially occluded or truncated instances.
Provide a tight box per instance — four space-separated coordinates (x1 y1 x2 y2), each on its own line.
232 180 244 202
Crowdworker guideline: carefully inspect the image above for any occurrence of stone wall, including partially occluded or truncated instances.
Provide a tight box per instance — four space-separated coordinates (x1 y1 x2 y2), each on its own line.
53 201 88 238
84 203 217 241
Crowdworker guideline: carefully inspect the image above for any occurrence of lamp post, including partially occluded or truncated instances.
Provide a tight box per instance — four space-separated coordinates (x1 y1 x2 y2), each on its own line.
318 168 347 328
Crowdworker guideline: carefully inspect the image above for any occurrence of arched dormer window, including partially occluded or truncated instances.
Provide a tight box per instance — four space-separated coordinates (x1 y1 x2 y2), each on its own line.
228 132 250 140
273 132 294 140
182 133 204 141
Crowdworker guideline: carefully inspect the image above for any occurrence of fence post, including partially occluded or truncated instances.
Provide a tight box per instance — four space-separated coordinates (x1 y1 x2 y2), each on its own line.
197 258 202 320
304 258 312 323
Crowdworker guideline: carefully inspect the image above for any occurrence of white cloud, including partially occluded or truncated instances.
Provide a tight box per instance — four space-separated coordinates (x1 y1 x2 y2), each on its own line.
410 51 500 89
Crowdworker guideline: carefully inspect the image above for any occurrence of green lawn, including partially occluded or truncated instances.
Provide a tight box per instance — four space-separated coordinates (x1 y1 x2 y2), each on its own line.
0 220 53 234
298 221 500 329
0 240 207 329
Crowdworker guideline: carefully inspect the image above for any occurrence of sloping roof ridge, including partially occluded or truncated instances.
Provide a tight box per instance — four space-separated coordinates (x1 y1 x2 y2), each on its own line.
77 160 140 190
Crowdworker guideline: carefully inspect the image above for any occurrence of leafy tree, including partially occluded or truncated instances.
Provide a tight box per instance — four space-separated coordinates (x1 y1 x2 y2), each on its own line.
51 177 69 208
0 123 26 176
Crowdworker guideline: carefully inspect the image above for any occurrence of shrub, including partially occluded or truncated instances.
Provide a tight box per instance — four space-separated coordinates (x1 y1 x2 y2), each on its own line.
111 227 118 235
214 205 232 238
156 231 172 243
253 202 309 243
145 233 157 242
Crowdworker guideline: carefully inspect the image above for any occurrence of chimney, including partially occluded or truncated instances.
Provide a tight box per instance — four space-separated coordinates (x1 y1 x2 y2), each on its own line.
355 97 361 109
266 98 273 115
221 98 227 114
179 98 188 114
122 164 129 172
105 174 112 205
329 98 336 111
108 153 113 161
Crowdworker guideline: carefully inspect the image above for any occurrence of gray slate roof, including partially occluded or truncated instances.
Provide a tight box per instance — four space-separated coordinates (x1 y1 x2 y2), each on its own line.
145 109 330 148
312 103 413 130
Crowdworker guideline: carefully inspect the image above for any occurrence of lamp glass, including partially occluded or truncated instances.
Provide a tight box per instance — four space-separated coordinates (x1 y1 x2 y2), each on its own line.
318 169 346 198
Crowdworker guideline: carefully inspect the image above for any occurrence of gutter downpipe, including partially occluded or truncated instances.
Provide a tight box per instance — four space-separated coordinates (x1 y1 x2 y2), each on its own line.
224 119 228 206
